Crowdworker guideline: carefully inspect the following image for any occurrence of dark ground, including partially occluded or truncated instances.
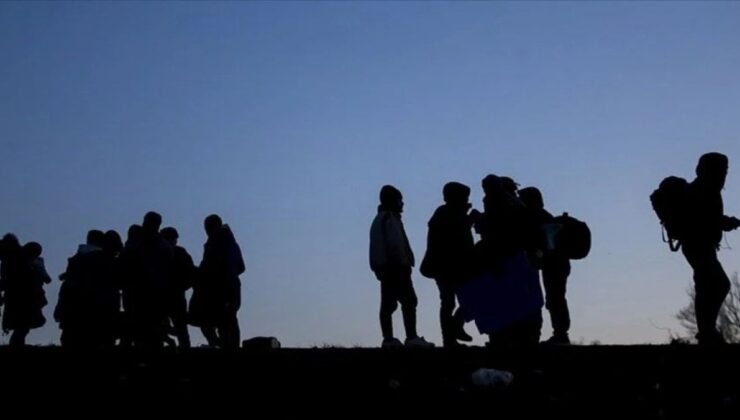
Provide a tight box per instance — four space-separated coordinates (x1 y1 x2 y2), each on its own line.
0 344 738 418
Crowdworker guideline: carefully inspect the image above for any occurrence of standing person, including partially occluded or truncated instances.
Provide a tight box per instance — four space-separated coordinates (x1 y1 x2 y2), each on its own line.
161 227 196 349
520 186 572 344
420 182 475 347
0 235 48 347
681 153 740 345
197 214 245 349
370 185 434 348
473 175 542 348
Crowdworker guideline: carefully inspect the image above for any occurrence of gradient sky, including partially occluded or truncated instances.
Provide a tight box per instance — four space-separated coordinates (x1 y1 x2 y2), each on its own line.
1 1 739 347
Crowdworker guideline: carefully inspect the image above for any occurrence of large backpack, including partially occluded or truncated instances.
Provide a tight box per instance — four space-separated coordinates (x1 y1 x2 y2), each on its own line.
553 213 591 260
649 176 689 252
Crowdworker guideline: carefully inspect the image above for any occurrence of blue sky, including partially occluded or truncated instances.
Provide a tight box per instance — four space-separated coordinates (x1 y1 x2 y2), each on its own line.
1 1 739 346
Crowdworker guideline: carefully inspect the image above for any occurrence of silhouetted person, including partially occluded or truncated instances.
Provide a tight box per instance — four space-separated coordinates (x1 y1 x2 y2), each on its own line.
370 185 434 348
104 230 123 257
421 182 475 347
130 211 174 348
681 153 740 345
477 175 542 348
0 236 6 313
161 227 196 349
118 224 143 347
0 235 48 346
56 230 117 348
0 235 24 328
477 174 530 259
520 186 571 344
25 242 52 287
192 214 245 349
102 230 124 345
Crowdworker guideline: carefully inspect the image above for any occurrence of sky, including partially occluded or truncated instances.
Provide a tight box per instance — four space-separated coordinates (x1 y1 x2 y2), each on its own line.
1 1 739 347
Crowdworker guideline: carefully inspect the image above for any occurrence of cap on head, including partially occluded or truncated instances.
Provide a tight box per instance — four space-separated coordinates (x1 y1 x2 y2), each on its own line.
500 177 519 194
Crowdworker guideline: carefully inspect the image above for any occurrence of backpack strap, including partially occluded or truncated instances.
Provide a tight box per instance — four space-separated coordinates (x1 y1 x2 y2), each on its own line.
662 227 681 252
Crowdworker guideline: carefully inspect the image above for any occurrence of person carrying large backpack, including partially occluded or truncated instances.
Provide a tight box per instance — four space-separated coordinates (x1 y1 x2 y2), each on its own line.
520 187 571 345
653 153 740 345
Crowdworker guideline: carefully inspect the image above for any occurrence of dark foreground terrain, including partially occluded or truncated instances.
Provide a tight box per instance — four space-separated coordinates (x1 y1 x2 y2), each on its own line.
1 344 738 418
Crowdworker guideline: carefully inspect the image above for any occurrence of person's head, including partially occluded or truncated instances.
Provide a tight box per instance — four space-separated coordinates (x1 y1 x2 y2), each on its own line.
23 241 43 259
519 187 544 210
160 226 179 246
442 182 471 208
104 230 123 254
501 176 519 196
142 211 163 234
481 174 502 196
87 230 106 248
379 185 403 213
1 233 20 253
204 214 223 238
126 224 143 245
696 152 729 191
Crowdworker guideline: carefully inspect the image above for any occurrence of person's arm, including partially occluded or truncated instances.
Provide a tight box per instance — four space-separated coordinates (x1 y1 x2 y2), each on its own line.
383 216 406 267
383 216 413 274
722 215 740 231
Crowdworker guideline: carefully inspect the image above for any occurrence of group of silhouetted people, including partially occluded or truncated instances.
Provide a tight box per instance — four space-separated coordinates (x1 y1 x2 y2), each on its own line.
0 212 245 349
369 152 740 349
370 174 585 348
2 152 739 349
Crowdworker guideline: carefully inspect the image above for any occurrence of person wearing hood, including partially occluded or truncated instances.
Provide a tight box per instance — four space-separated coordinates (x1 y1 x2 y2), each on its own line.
370 185 434 348
55 230 112 347
420 182 475 347
681 152 740 345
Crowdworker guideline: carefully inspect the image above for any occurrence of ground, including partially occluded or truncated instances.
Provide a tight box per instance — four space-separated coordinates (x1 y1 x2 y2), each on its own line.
0 344 738 418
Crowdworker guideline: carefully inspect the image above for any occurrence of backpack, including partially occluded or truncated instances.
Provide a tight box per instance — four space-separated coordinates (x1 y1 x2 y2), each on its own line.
553 213 591 260
419 250 438 279
649 176 689 252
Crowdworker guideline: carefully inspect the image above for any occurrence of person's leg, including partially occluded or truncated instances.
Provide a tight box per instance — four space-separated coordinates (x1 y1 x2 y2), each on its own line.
436 278 457 346
396 274 419 340
171 294 191 349
543 265 571 339
683 245 729 343
201 325 220 347
219 312 241 349
9 328 29 347
379 278 399 340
